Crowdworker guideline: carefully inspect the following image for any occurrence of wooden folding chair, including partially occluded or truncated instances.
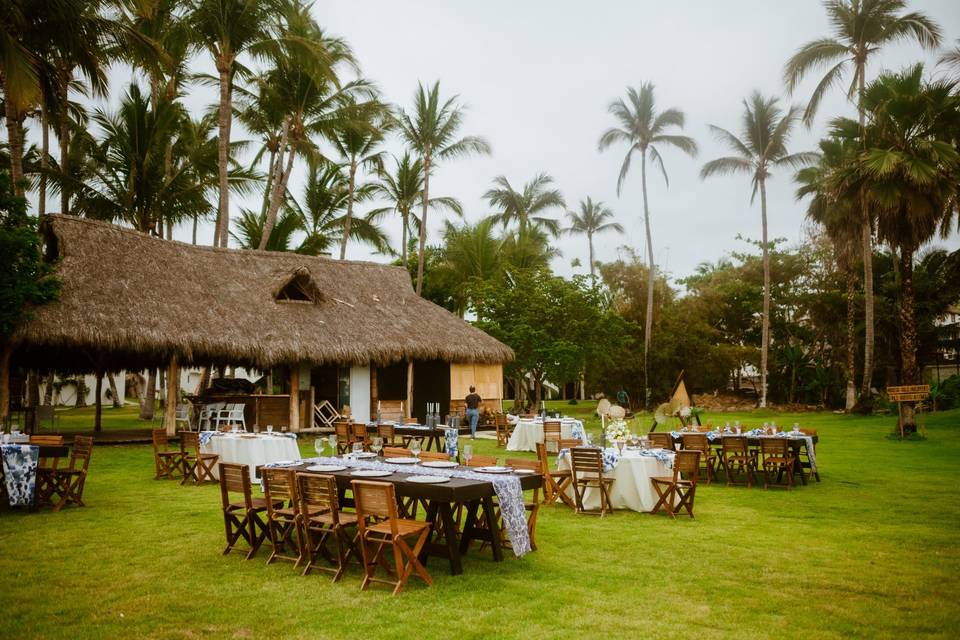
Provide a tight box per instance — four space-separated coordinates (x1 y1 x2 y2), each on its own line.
351 423 370 449
558 438 582 451
494 414 513 448
152 429 185 480
46 435 93 512
263 467 303 566
219 463 274 560
719 436 757 487
334 421 352 455
536 442 575 508
465 454 497 467
570 447 615 516
297 473 360 581
31 435 63 506
416 450 450 462
382 446 413 458
648 432 675 450
180 431 219 485
543 420 562 454
681 433 717 484
376 424 397 446
760 438 796 490
352 480 432 595
651 449 700 519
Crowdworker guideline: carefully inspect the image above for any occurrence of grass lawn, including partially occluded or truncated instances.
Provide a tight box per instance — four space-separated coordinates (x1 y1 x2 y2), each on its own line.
1 406 959 639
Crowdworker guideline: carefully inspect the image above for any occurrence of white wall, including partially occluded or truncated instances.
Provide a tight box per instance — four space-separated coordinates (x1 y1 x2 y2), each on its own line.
349 365 370 423
42 373 127 407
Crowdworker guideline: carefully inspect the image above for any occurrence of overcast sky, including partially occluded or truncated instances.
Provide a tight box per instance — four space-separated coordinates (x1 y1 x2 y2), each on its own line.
38 0 960 284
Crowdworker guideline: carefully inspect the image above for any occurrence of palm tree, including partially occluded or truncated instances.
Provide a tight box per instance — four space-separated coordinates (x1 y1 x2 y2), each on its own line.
395 81 491 294
231 207 301 251
700 92 815 408
844 65 960 427
938 40 960 80
437 218 504 316
598 83 697 408
332 101 389 259
796 136 863 410
367 153 462 264
564 197 624 282
189 0 277 247
784 0 942 403
485 173 565 237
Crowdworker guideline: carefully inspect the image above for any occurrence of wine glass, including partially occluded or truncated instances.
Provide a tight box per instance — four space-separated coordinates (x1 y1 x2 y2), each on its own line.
410 438 422 459
314 438 324 458
463 444 473 466
327 434 337 453
351 442 364 456
371 436 383 457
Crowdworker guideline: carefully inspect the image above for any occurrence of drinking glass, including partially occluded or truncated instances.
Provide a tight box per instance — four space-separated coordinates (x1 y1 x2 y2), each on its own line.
371 437 383 456
410 438 422 459
314 438 324 457
266 424 273 434
328 434 338 453
463 444 473 466
793 422 800 434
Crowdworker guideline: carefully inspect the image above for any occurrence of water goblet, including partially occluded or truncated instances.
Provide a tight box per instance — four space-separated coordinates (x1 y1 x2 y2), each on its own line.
371 436 383 457
463 444 473 466
314 438 324 458
328 434 338 454
351 442 364 456
410 438 422 459
266 424 273 434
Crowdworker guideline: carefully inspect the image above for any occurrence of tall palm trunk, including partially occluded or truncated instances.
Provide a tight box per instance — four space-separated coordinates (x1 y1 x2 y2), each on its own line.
259 147 277 217
140 368 157 420
192 214 198 244
845 273 857 410
758 177 770 408
640 148 655 410
898 244 918 428
259 125 296 251
107 373 121 408
3 98 25 196
94 370 103 433
401 207 409 265
215 62 233 248
43 373 55 405
339 157 357 259
588 230 596 282
39 100 49 215
416 151 431 295
857 70 875 402
58 67 70 214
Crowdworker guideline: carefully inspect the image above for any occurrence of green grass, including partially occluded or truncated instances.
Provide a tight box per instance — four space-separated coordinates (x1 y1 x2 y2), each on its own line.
1 407 959 639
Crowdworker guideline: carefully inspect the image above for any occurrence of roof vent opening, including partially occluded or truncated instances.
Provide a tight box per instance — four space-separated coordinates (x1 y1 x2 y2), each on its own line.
276 268 322 304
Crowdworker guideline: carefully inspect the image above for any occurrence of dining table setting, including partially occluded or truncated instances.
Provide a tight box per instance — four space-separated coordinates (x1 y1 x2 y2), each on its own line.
261 444 542 576
556 443 677 512
199 429 301 480
505 415 588 451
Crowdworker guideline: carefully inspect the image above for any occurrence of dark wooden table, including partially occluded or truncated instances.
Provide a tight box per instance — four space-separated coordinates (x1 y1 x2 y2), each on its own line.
670 433 820 482
367 424 471 451
289 460 541 575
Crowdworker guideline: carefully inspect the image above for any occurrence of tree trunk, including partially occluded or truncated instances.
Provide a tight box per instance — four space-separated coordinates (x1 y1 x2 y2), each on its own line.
107 374 120 408
43 373 55 405
196 366 210 394
845 272 857 410
416 152 431 295
258 123 294 251
3 98 25 196
405 360 414 421
94 370 103 433
0 341 10 421
401 207 409 266
192 214 198 245
898 244 919 429
588 231 595 282
74 378 87 408
215 63 233 248
26 372 39 408
259 147 277 217
758 177 770 408
165 357 179 436
339 156 357 259
39 100 49 215
534 375 543 413
140 368 157 420
640 148 655 410
58 68 71 214
857 69 875 403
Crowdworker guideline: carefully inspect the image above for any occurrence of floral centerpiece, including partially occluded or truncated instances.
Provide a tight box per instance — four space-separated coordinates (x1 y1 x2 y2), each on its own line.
605 419 632 443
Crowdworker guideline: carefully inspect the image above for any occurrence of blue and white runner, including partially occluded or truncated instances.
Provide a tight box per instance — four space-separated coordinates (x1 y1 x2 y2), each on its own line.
1 444 39 507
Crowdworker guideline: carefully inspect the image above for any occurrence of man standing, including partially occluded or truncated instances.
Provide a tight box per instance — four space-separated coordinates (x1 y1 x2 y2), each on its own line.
465 385 482 438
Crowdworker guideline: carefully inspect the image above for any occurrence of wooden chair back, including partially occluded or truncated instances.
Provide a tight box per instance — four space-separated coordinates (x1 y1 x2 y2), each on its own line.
648 432 674 449
681 433 709 454
760 438 789 457
352 480 400 534
180 430 201 455
543 421 562 443
383 446 412 458
721 435 749 456
262 467 297 504
334 421 351 443
495 413 508 427
506 458 539 472
151 429 170 450
296 472 340 522
351 423 369 444
376 423 396 444
570 447 604 478
417 451 450 462
799 428 817 436
219 462 252 510
674 450 701 485
30 435 64 446
465 454 497 467
558 438 582 451
69 435 94 472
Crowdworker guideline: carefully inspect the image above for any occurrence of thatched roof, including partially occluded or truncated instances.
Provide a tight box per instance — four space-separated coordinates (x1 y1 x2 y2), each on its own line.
11 215 513 372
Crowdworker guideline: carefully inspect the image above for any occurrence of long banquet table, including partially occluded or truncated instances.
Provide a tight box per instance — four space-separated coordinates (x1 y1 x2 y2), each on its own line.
366 422 471 451
278 456 542 576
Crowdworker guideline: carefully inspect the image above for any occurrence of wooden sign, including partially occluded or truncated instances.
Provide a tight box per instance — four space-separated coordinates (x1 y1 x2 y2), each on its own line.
888 385 929 402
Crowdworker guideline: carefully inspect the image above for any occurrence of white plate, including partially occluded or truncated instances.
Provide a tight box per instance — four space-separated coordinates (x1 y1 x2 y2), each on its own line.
420 460 458 468
306 464 346 472
350 452 377 459
386 457 420 465
406 475 450 484
476 466 512 474
269 460 300 467
351 469 393 477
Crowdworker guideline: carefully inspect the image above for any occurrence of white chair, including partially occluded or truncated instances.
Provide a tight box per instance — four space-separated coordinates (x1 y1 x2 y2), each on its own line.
215 403 247 432
198 402 223 431
175 404 192 431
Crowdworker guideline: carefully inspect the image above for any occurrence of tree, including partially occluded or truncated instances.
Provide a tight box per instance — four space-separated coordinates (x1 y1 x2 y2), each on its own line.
484 173 565 237
700 92 815 407
434 218 504 317
0 171 59 420
784 0 942 403
939 40 960 80
189 0 277 247
598 83 698 408
395 81 491 294
564 197 623 282
796 136 863 410
846 65 960 427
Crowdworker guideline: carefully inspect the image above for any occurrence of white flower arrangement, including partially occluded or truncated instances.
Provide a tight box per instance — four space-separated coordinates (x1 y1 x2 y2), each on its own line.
679 406 692 418
605 419 632 442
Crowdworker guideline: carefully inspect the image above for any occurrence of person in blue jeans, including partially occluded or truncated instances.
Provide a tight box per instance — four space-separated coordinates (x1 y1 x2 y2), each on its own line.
465 386 482 438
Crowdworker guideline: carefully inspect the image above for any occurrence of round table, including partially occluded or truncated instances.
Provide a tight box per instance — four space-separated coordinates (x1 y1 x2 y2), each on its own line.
506 418 583 452
558 449 675 512
201 434 301 480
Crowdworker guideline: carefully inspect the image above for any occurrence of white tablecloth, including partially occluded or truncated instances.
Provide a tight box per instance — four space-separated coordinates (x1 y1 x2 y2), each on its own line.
201 434 301 480
558 450 674 512
506 418 583 452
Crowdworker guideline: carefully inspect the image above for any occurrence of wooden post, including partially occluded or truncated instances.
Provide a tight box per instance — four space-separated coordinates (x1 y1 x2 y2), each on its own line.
94 370 103 433
0 342 10 423
406 359 414 423
289 365 300 432
164 355 179 436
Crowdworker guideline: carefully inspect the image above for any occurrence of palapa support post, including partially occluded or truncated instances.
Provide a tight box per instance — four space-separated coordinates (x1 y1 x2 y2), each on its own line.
94 369 103 433
0 341 10 425
406 359 414 423
164 356 179 437
289 365 300 433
